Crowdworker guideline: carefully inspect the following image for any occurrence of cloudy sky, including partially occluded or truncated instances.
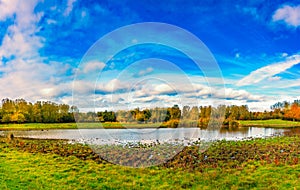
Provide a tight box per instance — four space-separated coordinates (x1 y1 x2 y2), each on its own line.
0 0 300 111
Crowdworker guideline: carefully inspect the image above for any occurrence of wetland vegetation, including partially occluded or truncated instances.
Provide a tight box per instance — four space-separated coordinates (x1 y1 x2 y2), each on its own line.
0 130 299 189
1 98 300 189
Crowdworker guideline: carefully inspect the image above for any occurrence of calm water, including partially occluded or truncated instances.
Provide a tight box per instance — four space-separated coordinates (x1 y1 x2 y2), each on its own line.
0 127 291 145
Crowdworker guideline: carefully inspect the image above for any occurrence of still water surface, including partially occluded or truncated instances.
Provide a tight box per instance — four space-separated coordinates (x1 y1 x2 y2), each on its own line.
0 127 291 145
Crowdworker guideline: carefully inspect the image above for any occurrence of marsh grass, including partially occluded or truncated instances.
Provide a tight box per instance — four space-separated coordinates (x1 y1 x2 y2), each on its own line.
0 133 299 189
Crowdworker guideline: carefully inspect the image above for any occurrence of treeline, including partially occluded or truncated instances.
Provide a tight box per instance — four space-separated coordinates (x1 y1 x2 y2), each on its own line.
76 105 215 128
0 98 76 123
75 105 184 127
90 100 300 128
1 98 300 126
270 100 300 121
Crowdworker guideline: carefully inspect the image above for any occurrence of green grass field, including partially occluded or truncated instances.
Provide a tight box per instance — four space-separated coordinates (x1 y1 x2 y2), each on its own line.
0 134 299 189
1 149 299 189
238 119 300 128
0 123 78 130
0 122 166 130
1 119 300 131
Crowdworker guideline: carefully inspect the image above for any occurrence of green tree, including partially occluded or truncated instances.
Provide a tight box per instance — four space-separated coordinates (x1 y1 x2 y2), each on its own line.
2 114 11 123
33 101 42 123
2 98 15 114
189 106 199 120
11 112 26 123
182 106 190 120
168 105 181 120
41 101 59 123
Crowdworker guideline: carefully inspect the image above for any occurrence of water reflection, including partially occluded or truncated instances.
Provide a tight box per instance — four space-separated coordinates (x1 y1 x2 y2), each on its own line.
218 127 285 140
283 128 300 136
0 127 292 145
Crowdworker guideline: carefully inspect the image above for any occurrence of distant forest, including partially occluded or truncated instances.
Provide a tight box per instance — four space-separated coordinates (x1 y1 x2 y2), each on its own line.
0 98 300 127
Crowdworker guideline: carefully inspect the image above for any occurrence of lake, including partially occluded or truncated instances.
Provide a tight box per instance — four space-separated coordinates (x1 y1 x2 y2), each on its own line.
0 127 292 145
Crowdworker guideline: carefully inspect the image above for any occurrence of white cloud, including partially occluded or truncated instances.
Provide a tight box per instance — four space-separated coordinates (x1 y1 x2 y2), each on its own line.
222 88 263 101
0 0 74 104
153 84 174 95
0 0 44 69
0 26 43 59
47 19 57 25
0 0 43 59
237 54 300 86
103 79 127 92
138 67 153 76
267 76 281 81
260 78 300 89
64 0 77 16
72 80 95 94
71 70 272 112
272 5 300 27
73 78 130 96
0 0 18 21
0 57 73 101
83 61 105 74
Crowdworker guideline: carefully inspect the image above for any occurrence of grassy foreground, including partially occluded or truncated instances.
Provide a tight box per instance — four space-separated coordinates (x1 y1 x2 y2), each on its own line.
238 119 300 128
0 132 299 189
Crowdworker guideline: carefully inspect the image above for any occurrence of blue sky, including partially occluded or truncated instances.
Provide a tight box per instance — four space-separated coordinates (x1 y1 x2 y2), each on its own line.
0 0 300 111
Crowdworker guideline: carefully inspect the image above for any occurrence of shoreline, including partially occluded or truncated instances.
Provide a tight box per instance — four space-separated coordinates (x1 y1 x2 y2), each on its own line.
0 119 300 131
0 134 299 189
1 119 300 131
238 124 300 128
237 119 300 128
